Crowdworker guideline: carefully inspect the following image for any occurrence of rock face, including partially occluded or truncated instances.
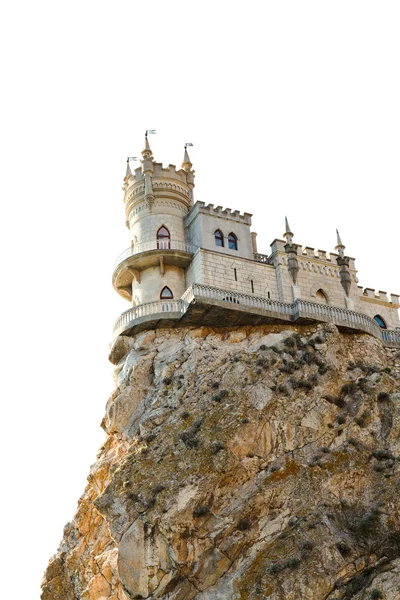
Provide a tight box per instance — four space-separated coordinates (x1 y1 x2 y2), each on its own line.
41 323 400 600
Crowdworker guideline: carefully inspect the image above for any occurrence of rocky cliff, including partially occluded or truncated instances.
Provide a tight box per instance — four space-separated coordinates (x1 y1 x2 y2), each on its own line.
41 323 400 600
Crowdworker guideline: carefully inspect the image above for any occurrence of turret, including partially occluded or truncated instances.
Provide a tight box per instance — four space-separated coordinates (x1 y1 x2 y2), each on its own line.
283 217 299 285
335 229 352 297
113 136 196 306
182 145 195 205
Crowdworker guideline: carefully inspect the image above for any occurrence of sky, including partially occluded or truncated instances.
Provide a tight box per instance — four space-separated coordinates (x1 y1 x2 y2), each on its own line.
0 1 399 597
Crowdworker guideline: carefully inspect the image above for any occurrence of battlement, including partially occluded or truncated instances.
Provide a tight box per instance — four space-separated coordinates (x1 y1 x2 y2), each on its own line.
129 163 189 184
359 287 400 306
269 240 356 269
186 201 252 227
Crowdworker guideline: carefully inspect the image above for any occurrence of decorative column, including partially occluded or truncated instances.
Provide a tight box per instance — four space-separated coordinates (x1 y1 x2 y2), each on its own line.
141 133 155 210
335 229 354 310
283 217 300 300
182 146 195 205
251 232 258 254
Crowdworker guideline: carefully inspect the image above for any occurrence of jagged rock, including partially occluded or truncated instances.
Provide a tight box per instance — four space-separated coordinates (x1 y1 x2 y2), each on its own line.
42 324 400 599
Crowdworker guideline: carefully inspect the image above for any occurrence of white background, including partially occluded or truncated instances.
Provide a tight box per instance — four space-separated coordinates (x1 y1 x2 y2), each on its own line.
0 1 399 597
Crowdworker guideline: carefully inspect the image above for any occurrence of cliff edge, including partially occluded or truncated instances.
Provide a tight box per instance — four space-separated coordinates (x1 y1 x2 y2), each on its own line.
41 323 400 600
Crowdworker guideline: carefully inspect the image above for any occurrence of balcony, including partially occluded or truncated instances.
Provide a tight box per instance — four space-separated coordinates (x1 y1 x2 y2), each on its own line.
114 241 198 269
112 283 400 348
112 241 198 300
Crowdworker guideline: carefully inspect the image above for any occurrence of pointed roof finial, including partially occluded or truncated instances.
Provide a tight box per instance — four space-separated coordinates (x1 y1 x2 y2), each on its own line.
124 157 132 180
142 131 153 156
335 228 345 257
283 216 294 244
182 145 192 172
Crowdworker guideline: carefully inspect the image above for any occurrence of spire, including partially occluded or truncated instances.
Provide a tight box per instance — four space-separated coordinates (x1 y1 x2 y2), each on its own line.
182 145 192 172
335 228 345 258
125 158 132 180
142 132 153 158
283 216 294 244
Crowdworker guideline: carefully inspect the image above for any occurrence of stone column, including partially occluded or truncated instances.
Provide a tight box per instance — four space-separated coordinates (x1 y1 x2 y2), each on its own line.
251 232 258 254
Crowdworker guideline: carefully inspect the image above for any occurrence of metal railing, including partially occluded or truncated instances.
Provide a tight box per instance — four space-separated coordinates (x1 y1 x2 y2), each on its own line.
114 241 198 268
112 283 400 347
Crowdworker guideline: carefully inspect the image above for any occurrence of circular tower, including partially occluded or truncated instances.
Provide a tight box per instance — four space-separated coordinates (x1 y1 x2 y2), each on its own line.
112 135 195 307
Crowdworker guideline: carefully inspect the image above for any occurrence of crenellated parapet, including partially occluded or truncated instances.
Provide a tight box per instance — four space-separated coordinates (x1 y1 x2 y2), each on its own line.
124 163 193 227
185 201 252 227
360 288 400 307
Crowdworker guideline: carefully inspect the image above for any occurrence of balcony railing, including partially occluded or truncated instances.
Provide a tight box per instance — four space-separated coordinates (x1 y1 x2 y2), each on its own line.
253 252 270 264
183 283 294 316
113 283 400 348
114 241 198 268
113 299 185 335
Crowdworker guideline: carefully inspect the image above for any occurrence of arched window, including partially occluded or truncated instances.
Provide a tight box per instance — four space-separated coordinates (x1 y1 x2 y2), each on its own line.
160 286 173 299
374 315 387 329
214 229 224 247
228 232 238 251
157 225 170 249
315 289 328 304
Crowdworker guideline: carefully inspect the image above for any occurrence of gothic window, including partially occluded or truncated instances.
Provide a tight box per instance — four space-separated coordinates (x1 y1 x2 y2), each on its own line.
374 315 387 329
214 229 224 247
228 232 238 250
160 286 173 299
157 225 170 249
315 289 328 304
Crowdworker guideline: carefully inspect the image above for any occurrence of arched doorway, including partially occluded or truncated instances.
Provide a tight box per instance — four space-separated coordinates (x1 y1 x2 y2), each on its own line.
373 315 387 329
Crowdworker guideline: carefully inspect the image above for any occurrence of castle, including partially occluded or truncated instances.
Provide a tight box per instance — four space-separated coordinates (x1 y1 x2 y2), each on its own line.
112 134 400 348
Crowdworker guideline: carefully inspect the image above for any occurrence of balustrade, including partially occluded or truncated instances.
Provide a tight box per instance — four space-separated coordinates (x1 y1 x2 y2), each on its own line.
112 283 400 347
253 253 270 264
114 241 198 267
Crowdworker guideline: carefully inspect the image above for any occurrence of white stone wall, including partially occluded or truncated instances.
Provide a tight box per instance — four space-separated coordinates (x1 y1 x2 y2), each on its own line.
186 249 278 299
132 265 186 304
271 240 359 306
185 206 254 260
357 297 400 329
129 200 187 246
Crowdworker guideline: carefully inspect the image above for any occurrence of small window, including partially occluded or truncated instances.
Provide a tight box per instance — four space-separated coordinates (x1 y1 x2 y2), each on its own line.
374 315 387 329
251 280 254 293
215 229 224 247
160 286 173 299
234 268 237 281
157 225 170 249
228 232 238 250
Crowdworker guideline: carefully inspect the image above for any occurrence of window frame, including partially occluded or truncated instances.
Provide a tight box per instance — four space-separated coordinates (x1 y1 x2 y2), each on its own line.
228 232 238 250
214 229 224 247
373 315 387 329
157 225 171 249
160 286 174 300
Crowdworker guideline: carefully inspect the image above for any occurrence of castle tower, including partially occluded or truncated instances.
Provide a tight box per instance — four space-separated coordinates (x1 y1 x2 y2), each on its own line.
112 136 196 305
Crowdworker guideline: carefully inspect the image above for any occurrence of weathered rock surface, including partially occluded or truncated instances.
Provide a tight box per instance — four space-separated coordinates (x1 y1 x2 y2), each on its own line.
42 324 400 599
